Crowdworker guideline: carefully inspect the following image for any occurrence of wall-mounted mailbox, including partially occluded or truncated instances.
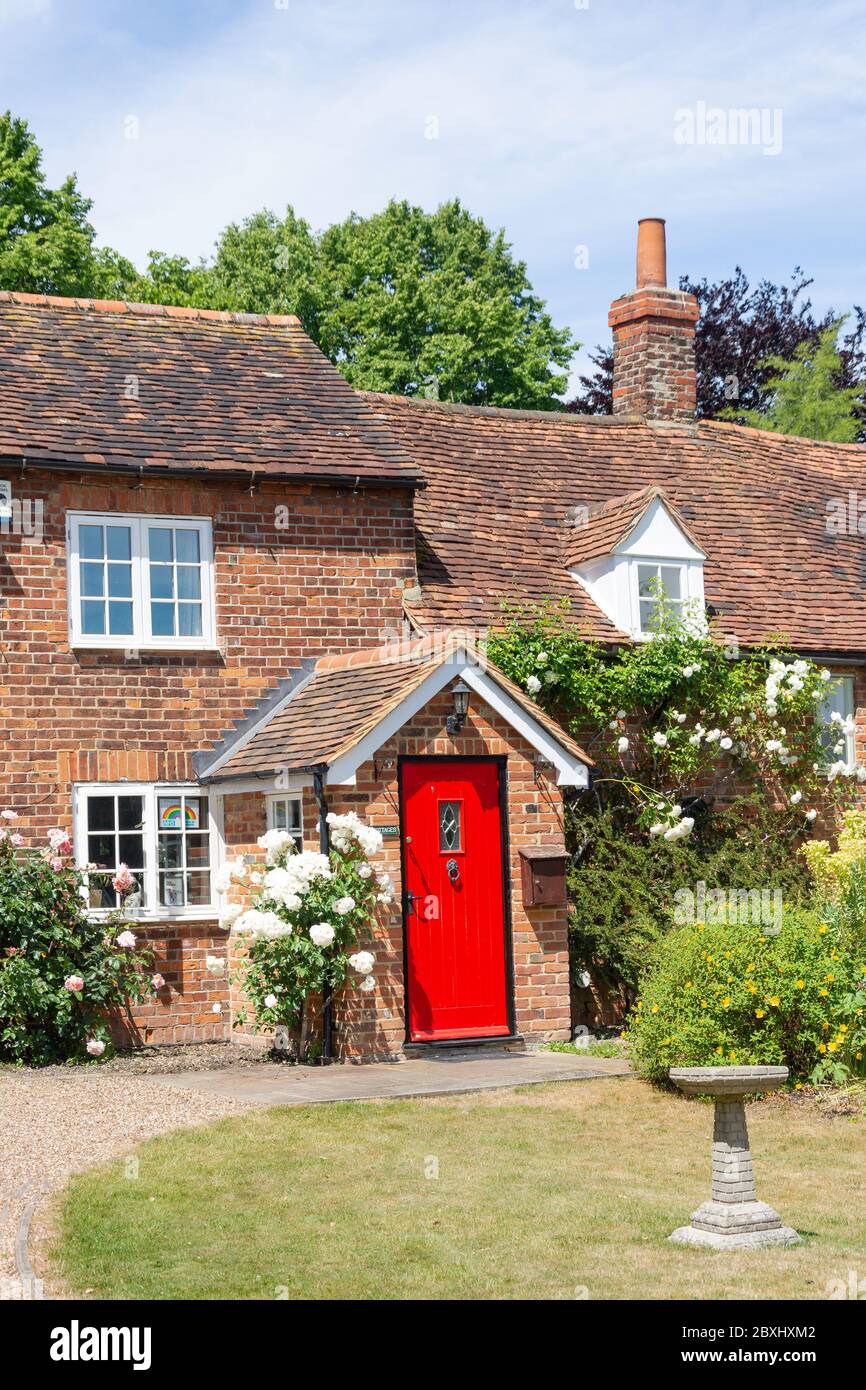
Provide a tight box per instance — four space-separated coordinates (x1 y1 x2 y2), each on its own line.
518 846 569 908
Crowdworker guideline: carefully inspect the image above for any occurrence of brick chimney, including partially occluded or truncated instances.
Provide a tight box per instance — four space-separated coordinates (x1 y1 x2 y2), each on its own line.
608 218 699 420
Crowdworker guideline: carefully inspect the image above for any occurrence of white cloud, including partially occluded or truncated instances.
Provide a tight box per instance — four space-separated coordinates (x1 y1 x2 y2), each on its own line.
0 0 50 22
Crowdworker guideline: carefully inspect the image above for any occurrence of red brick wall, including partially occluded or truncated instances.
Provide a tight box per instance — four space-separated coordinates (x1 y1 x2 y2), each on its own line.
112 925 231 1046
0 467 415 1046
0 468 416 837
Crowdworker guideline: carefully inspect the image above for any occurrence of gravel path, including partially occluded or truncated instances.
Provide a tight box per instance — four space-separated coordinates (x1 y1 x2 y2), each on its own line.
0 1065 252 1299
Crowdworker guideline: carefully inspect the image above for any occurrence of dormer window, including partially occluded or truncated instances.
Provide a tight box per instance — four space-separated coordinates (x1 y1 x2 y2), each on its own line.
566 486 706 640
635 561 685 634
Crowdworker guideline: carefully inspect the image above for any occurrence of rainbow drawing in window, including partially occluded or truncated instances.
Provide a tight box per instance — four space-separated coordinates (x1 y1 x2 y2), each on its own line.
158 799 200 830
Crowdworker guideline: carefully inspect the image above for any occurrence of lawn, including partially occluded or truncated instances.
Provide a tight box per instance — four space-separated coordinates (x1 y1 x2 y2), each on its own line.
53 1077 864 1300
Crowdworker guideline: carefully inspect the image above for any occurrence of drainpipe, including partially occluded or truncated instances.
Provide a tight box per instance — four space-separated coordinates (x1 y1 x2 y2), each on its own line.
309 765 333 1062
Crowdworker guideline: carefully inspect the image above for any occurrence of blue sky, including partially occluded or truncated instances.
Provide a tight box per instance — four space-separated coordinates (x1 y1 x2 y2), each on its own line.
1 0 864 390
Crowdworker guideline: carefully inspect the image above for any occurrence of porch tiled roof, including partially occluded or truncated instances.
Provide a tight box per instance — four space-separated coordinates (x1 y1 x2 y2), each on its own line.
0 293 421 486
364 393 866 654
199 641 592 782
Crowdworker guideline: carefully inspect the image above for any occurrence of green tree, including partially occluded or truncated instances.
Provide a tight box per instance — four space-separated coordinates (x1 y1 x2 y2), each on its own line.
0 111 103 296
727 320 861 442
209 207 322 335
313 199 573 407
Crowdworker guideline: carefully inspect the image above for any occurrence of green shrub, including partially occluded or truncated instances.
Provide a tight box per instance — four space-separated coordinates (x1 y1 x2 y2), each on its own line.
626 907 865 1085
566 800 813 1001
0 825 156 1065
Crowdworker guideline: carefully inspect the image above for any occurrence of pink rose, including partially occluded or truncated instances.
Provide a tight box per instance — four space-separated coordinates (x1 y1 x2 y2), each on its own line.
151 973 166 989
49 856 63 871
116 930 137 949
47 828 72 855
86 1038 106 1057
64 974 84 993
0 809 18 820
112 864 136 895
6 946 18 957
10 833 23 847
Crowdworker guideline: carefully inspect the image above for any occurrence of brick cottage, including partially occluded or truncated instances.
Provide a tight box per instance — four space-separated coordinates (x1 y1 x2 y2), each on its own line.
1 217 864 1059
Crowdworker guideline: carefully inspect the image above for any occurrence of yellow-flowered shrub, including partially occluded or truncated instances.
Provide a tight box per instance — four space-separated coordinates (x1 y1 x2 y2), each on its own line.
626 907 866 1085
800 808 866 898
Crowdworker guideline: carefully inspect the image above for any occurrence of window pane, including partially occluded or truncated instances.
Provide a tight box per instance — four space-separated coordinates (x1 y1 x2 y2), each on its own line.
79 525 104 559
87 796 116 832
439 800 462 852
185 834 210 868
185 798 207 830
158 835 183 869
186 871 210 905
106 526 132 561
151 602 175 637
150 566 174 599
637 564 657 597
177 566 201 600
87 833 116 866
659 566 682 601
118 796 144 832
176 530 200 564
272 799 287 829
178 603 202 637
89 881 116 910
818 677 855 763
288 799 301 831
159 872 186 908
81 600 105 635
125 875 146 910
80 562 104 597
107 563 132 598
158 796 184 830
108 601 134 635
118 834 145 869
148 528 173 563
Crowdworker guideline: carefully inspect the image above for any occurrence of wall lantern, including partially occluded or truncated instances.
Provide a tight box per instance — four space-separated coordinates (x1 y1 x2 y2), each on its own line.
445 679 471 734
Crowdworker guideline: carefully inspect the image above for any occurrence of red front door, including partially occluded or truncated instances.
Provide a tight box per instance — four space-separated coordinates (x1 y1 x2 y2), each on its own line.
401 759 510 1042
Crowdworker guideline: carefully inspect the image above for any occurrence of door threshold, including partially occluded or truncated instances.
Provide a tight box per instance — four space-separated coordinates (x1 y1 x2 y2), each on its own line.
404 1034 525 1054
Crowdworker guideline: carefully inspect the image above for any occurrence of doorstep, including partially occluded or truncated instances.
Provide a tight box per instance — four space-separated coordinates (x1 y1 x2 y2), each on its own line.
145 1050 630 1107
402 1033 527 1058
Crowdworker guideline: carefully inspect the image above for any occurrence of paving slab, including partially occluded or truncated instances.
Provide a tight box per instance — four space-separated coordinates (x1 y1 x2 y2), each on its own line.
145 1050 629 1106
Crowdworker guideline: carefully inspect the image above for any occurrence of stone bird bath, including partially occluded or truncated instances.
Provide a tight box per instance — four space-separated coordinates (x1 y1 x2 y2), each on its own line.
668 1066 801 1249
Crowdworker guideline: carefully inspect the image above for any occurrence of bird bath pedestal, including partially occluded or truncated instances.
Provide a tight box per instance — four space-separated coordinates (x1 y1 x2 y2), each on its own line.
668 1066 800 1250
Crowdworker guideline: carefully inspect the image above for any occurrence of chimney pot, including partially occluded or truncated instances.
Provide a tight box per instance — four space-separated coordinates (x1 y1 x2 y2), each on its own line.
636 217 667 289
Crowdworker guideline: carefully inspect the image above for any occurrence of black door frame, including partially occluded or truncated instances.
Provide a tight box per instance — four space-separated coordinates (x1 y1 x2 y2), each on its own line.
397 754 517 1045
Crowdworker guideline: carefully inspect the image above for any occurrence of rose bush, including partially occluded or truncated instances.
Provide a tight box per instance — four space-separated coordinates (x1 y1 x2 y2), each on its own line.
0 814 157 1064
489 597 862 836
227 812 391 1055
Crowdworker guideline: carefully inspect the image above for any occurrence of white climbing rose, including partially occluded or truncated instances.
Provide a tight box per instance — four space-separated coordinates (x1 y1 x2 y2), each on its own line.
310 922 336 948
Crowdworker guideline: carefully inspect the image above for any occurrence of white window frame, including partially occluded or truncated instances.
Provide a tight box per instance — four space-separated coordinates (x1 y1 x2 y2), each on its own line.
630 558 688 638
266 794 304 850
818 675 856 768
73 783 224 920
66 512 217 651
